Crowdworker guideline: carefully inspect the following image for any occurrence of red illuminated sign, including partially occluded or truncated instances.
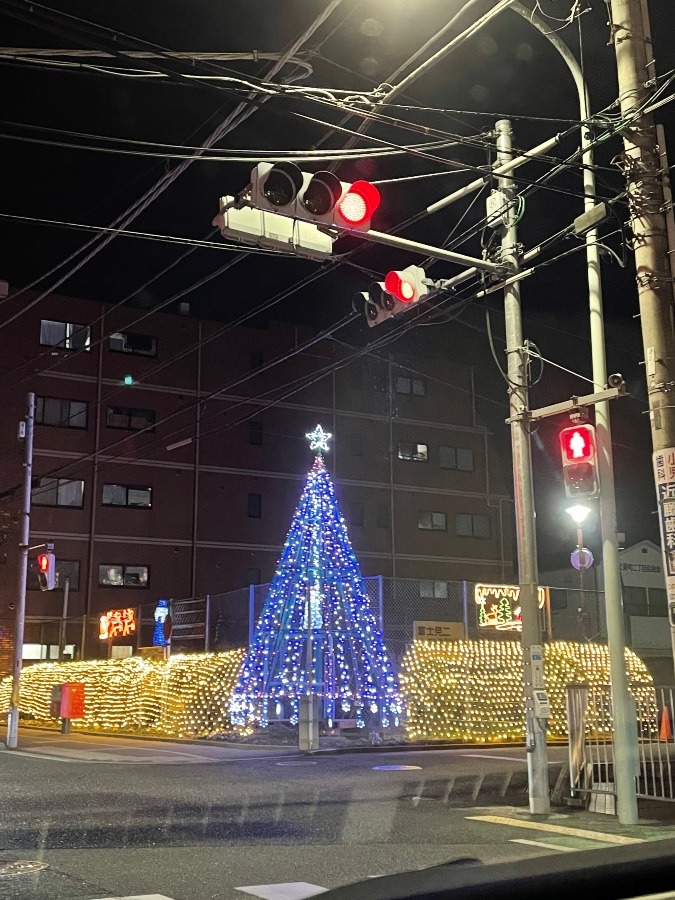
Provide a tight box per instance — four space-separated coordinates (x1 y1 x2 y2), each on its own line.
99 608 137 641
37 553 49 572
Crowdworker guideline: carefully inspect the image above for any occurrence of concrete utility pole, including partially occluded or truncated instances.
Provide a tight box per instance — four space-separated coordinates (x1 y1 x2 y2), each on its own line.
6 392 35 750
609 0 675 659
496 120 550 815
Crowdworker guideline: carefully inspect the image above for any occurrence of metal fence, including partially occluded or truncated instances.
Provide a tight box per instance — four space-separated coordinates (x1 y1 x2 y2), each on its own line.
566 683 675 806
207 577 470 663
205 577 609 662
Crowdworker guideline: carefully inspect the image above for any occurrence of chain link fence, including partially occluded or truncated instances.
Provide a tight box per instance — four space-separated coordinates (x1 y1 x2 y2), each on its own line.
198 579 626 662
207 577 470 664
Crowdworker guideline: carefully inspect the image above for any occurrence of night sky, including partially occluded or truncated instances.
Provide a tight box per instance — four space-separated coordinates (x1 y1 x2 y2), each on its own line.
1 0 673 572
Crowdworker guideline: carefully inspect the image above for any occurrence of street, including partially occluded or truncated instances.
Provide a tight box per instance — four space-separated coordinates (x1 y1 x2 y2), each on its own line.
1 730 674 900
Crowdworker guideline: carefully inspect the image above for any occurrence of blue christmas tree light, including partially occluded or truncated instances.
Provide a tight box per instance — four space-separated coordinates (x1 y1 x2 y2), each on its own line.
230 425 402 730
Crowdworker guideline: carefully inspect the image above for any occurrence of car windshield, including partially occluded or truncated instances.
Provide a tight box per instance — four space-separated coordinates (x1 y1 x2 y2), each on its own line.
2 1 675 899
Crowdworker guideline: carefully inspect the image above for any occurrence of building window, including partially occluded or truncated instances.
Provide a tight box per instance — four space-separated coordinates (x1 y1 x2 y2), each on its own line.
40 319 91 351
36 397 87 429
102 484 152 509
457 448 474 471
398 441 428 462
351 501 364 527
350 433 363 457
439 446 474 471
648 587 667 616
250 351 264 370
419 511 446 531
106 406 155 431
456 513 490 538
248 493 262 518
376 503 390 529
55 560 80 591
246 568 261 585
32 477 84 508
395 376 426 396
28 559 80 592
109 331 157 357
420 580 448 599
99 564 149 588
248 421 263 446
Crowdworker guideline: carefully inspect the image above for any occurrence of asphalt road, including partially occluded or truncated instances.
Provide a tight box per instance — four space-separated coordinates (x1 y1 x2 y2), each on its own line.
0 730 672 900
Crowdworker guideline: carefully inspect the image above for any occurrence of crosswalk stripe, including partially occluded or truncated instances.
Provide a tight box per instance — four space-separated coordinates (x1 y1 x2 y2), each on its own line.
236 883 327 900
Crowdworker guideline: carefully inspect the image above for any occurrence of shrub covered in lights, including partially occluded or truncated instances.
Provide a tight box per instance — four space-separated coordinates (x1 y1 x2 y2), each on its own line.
0 650 246 737
400 639 653 742
230 426 401 730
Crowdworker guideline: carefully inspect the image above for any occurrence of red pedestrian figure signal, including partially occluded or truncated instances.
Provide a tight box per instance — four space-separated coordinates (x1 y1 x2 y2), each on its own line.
561 425 594 462
559 424 599 498
37 551 56 591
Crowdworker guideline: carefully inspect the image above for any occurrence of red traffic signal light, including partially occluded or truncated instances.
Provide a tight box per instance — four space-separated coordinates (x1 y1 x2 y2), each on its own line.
336 180 380 227
560 424 595 463
559 425 599 498
384 267 428 304
384 271 416 303
37 551 56 590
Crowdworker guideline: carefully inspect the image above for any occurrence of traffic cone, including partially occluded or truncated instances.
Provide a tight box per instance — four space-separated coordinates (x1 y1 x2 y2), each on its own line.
659 706 673 741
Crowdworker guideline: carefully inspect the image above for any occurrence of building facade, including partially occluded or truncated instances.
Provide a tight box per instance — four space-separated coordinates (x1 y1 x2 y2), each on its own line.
0 286 514 666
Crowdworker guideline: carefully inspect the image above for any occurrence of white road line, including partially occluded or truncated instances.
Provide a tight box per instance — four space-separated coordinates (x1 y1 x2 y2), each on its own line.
236 883 327 900
461 753 526 762
510 838 577 853
3 746 301 765
0 749 76 763
89 895 175 899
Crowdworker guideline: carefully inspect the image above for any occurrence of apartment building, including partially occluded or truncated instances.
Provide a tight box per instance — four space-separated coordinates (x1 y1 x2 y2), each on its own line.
0 286 514 665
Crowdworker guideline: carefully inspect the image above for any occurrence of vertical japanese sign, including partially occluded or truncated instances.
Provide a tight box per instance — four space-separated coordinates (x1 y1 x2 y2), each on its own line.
653 448 675 603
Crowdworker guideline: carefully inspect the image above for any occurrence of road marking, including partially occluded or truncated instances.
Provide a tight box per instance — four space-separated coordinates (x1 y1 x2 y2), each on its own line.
467 814 643 845
0 749 76 763
2 745 301 765
236 883 327 900
373 764 422 771
510 838 578 853
89 895 175 899
461 753 526 762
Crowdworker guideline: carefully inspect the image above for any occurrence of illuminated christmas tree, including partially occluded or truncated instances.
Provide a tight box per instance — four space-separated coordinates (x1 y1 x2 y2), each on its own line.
230 425 402 730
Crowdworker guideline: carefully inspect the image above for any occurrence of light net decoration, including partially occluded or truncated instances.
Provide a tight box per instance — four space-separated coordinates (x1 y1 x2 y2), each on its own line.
230 432 401 730
0 650 246 737
401 639 653 742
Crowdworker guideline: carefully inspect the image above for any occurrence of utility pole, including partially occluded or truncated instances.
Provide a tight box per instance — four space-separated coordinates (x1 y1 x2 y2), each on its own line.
58 576 70 662
496 119 550 815
609 1 675 668
6 392 35 750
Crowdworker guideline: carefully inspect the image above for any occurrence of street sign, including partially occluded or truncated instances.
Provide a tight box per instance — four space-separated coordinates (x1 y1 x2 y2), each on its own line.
653 448 675 604
571 547 594 570
413 621 464 641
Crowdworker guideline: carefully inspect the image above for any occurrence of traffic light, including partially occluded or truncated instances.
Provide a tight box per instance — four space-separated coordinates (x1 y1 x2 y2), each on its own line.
355 265 429 327
213 195 334 260
250 163 381 230
37 552 56 591
559 424 599 498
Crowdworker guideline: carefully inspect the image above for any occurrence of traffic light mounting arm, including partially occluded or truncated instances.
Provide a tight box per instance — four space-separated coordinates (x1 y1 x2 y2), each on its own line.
345 228 505 274
506 384 626 425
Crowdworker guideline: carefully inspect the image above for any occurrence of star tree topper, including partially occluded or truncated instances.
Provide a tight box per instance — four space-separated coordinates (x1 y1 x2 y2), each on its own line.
306 424 332 454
